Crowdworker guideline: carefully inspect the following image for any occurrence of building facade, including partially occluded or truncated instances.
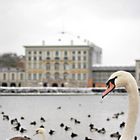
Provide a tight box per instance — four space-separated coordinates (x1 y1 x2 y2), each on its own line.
0 68 25 87
92 66 135 87
24 44 102 87
1 43 140 88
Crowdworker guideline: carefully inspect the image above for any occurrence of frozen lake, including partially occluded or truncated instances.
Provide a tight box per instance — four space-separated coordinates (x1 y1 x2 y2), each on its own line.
0 94 140 140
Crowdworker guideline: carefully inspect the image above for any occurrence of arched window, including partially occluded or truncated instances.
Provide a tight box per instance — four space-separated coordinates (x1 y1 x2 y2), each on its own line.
20 73 23 80
12 73 15 80
3 73 6 80
46 63 50 70
46 72 50 79
10 83 16 87
2 83 8 87
55 72 60 80
33 73 37 80
72 63 76 69
83 73 87 80
63 72 68 80
55 51 59 56
78 73 81 80
39 73 42 80
64 63 69 70
52 83 58 87
28 73 31 80
55 63 59 70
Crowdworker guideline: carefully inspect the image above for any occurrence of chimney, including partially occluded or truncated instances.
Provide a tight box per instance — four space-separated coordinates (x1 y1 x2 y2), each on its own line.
42 40 45 46
70 40 74 46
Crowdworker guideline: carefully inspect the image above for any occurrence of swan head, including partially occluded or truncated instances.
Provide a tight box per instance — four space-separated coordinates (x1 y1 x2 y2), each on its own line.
102 71 132 98
33 127 45 136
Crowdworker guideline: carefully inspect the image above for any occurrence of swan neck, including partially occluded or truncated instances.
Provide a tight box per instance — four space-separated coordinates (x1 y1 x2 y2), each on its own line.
42 134 46 140
39 134 46 140
120 81 139 140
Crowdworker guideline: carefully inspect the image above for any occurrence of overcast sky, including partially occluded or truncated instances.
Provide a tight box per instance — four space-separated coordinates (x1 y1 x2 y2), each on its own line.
0 0 140 66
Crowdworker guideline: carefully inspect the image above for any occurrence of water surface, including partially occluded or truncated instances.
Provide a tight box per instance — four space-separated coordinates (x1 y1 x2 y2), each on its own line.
0 95 140 140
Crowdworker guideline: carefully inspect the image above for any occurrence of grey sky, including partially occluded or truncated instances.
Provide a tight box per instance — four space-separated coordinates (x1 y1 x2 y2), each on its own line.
0 0 140 66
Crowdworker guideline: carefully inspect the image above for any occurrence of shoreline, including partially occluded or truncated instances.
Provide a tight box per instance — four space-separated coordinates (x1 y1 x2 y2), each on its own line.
0 92 127 96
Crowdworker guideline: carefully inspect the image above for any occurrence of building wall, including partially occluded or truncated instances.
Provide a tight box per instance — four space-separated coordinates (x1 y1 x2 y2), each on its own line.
0 64 139 88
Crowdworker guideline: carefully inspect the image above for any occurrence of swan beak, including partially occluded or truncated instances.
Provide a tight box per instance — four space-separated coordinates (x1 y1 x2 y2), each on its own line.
33 130 38 136
102 82 115 98
33 133 37 136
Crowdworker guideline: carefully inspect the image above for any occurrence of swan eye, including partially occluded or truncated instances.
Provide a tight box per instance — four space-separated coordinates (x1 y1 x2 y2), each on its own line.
106 76 117 86
36 130 39 134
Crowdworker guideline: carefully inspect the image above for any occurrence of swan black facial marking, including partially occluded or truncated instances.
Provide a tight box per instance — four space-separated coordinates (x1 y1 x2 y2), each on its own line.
106 76 117 86
36 130 39 134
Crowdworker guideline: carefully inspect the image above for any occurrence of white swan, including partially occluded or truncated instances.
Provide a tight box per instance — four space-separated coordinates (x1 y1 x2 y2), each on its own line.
9 128 46 140
102 71 139 140
33 127 46 140
9 137 29 140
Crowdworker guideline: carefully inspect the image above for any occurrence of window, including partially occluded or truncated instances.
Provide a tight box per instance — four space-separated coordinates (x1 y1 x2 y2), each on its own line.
3 73 6 80
46 63 50 70
83 56 87 61
28 57 31 61
83 51 87 54
64 63 68 70
39 73 42 80
72 63 75 69
39 63 42 69
83 73 87 80
28 74 31 80
72 56 75 60
78 63 81 69
64 57 68 60
72 74 75 79
28 63 31 69
55 51 59 56
63 72 68 80
55 72 60 80
78 51 81 54
46 72 50 79
12 73 15 80
78 56 81 61
28 51 31 54
34 56 37 61
33 73 37 80
78 74 81 80
55 63 59 70
33 63 37 69
64 51 67 56
39 56 42 61
20 73 23 80
55 57 59 60
47 51 50 56
83 63 87 69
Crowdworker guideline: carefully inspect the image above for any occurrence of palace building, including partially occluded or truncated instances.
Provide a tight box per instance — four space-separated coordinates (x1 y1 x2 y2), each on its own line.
24 44 102 87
